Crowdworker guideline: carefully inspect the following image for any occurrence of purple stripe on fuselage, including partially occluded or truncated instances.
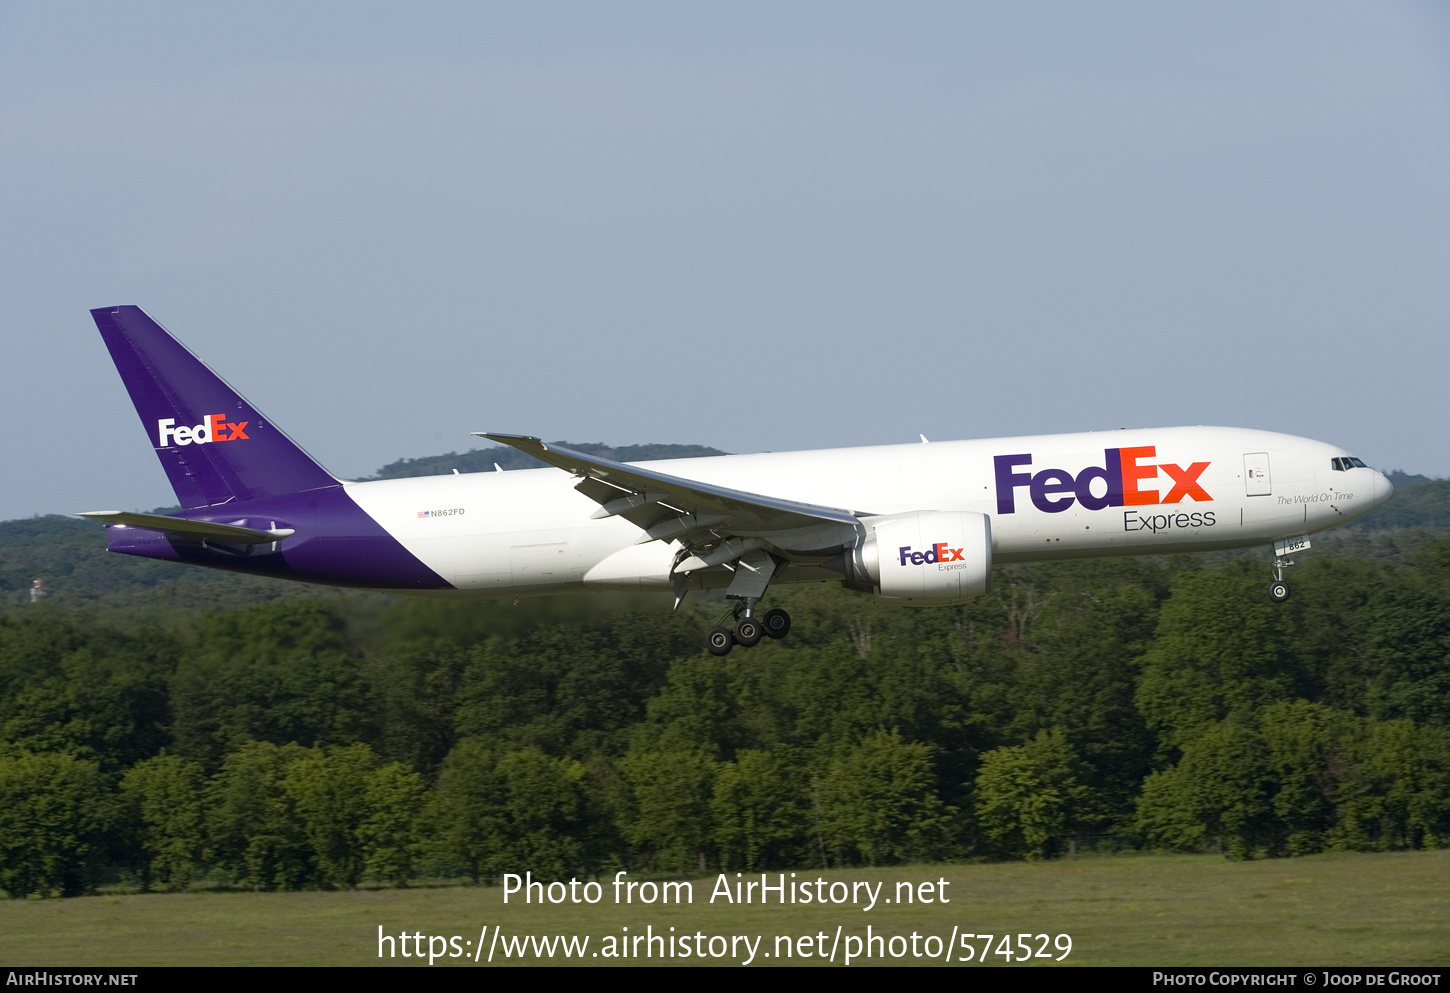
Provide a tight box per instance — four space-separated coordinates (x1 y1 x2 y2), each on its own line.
104 485 450 591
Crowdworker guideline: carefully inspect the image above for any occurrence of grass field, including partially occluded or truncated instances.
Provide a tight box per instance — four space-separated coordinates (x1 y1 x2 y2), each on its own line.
1 851 1446 967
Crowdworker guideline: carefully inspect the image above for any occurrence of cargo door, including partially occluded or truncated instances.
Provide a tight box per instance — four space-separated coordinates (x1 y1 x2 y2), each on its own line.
511 541 568 586
1244 453 1272 497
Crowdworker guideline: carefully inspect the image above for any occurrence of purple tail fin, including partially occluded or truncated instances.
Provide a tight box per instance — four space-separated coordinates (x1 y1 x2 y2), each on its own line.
92 306 338 509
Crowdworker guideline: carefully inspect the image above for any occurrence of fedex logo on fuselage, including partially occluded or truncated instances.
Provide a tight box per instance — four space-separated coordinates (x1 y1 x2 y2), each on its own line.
899 542 964 566
994 447 1210 515
156 415 249 448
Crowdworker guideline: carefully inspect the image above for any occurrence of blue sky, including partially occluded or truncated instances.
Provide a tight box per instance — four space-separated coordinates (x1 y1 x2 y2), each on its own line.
2 2 1447 520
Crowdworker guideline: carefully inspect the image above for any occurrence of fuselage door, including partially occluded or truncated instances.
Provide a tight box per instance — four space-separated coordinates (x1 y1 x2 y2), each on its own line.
511 541 568 586
1244 453 1272 496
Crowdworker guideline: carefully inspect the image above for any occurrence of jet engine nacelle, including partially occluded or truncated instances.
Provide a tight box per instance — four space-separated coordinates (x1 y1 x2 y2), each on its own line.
848 510 992 605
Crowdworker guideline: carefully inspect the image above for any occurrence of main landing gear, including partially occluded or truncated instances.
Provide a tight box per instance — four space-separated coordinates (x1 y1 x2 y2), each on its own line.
706 598 791 657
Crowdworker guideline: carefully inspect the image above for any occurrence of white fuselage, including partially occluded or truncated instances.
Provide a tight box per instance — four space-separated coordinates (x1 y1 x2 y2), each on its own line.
343 426 1392 598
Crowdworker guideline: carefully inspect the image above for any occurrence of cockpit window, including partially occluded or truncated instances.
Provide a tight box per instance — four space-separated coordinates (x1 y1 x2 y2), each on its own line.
1333 457 1369 471
1350 457 1368 468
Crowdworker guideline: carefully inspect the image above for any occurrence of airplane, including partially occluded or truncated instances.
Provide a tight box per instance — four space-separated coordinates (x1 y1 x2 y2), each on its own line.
80 305 1394 656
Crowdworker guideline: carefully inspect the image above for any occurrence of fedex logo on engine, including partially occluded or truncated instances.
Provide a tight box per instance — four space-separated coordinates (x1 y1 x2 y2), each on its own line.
156 415 250 448
994 447 1210 515
898 542 964 566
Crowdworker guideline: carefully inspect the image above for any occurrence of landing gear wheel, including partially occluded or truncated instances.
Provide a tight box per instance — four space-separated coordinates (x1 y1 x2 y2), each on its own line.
1268 581 1290 603
706 626 735 656
761 608 791 639
734 617 763 648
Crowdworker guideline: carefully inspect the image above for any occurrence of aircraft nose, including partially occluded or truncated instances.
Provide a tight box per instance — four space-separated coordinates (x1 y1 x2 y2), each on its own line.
1372 470 1394 508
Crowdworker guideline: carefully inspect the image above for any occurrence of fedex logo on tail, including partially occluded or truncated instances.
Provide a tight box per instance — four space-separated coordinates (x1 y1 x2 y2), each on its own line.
156 415 249 448
994 447 1210 515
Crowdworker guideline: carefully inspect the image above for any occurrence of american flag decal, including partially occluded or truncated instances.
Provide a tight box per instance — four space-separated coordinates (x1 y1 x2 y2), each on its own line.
417 511 430 518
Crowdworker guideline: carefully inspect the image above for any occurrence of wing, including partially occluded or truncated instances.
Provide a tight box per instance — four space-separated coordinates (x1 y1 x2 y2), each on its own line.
474 433 865 594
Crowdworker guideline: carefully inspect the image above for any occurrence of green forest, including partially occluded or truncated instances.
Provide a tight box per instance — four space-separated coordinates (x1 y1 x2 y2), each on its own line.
0 456 1446 898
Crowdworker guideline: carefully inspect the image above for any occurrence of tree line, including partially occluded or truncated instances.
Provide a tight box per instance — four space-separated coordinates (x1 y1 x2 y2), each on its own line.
0 536 1447 896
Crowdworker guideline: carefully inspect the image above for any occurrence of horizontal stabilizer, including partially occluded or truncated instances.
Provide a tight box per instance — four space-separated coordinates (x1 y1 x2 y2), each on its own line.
77 511 295 545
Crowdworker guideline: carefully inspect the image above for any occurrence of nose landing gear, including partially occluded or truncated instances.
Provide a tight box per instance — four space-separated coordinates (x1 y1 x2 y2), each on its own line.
1267 535 1308 603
